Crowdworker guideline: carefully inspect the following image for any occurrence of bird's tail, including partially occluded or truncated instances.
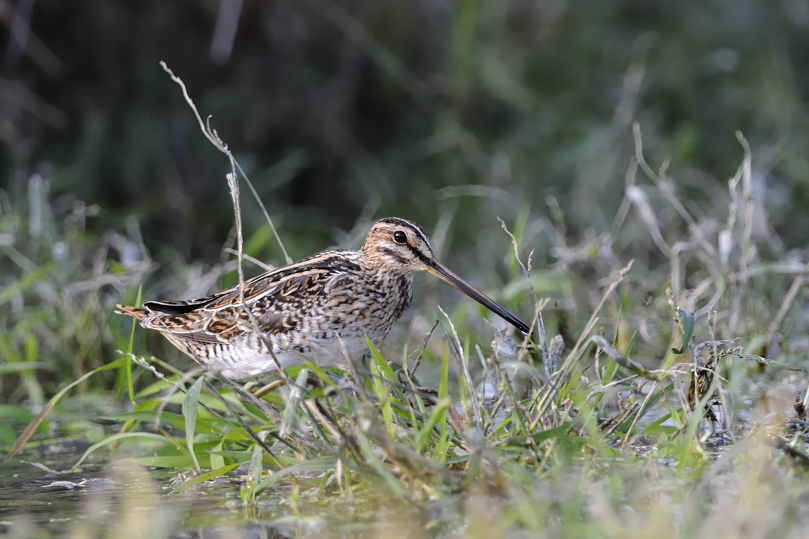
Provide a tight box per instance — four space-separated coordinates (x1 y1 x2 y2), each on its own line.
115 304 150 321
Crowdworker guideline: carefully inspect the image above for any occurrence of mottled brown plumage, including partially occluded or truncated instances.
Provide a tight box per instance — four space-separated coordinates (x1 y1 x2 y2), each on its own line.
116 218 529 379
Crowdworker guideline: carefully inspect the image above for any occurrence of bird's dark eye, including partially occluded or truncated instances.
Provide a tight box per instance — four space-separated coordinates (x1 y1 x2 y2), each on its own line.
393 231 407 244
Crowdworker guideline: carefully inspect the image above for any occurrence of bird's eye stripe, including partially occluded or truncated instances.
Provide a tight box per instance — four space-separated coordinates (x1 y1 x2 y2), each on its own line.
406 243 430 264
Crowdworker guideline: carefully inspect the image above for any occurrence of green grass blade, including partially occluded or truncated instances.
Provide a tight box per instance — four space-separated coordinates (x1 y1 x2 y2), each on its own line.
124 285 142 403
415 397 451 453
366 336 396 379
253 458 338 497
127 456 202 468
3 357 128 466
0 261 53 307
356 432 405 496
209 441 226 470
280 368 309 437
73 432 168 469
169 462 241 495
672 309 695 354
245 433 266 502
182 375 205 472
368 338 395 440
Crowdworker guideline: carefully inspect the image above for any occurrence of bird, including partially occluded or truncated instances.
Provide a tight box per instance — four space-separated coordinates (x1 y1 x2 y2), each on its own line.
116 217 530 380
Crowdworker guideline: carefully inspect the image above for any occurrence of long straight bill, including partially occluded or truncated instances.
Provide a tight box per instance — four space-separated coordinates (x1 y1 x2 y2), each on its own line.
425 261 531 334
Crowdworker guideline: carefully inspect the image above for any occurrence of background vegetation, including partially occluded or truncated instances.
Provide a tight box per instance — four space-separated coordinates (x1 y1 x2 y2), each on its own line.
1 1 808 537
6 1 809 252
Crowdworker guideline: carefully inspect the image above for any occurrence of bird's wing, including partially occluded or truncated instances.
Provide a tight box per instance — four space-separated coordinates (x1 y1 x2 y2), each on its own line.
139 250 362 342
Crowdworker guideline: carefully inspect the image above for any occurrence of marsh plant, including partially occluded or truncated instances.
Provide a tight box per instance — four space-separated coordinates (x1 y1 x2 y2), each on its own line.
2 104 809 537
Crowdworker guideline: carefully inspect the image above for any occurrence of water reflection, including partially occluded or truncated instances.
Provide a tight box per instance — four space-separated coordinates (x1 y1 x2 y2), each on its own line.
1 455 433 538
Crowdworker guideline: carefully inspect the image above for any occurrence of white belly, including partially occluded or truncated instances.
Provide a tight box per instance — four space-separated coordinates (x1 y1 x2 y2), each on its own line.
205 332 377 380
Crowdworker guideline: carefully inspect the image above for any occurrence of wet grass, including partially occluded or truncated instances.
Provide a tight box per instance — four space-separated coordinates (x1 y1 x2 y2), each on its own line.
3 2 809 536
2 95 809 537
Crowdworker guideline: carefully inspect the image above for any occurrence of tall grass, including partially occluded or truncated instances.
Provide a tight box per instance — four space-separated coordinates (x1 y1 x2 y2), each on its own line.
3 3 809 535
3 95 808 535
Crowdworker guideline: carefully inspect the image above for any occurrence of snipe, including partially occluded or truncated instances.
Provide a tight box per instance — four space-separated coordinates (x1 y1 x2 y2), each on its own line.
116 217 529 379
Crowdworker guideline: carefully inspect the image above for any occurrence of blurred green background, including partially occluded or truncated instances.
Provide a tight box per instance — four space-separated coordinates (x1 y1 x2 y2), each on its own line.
1 0 809 395
4 0 808 258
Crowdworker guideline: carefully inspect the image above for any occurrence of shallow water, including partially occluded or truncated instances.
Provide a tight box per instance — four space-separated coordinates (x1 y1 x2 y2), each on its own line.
0 440 453 538
1 375 802 538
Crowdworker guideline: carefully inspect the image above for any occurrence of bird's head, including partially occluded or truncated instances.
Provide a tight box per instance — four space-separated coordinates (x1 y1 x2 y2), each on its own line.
361 217 530 334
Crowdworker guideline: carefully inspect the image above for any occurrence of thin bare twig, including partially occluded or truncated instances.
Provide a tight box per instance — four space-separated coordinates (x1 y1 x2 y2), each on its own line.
765 273 808 348
498 217 548 371
159 61 290 263
159 62 294 385
438 305 481 428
